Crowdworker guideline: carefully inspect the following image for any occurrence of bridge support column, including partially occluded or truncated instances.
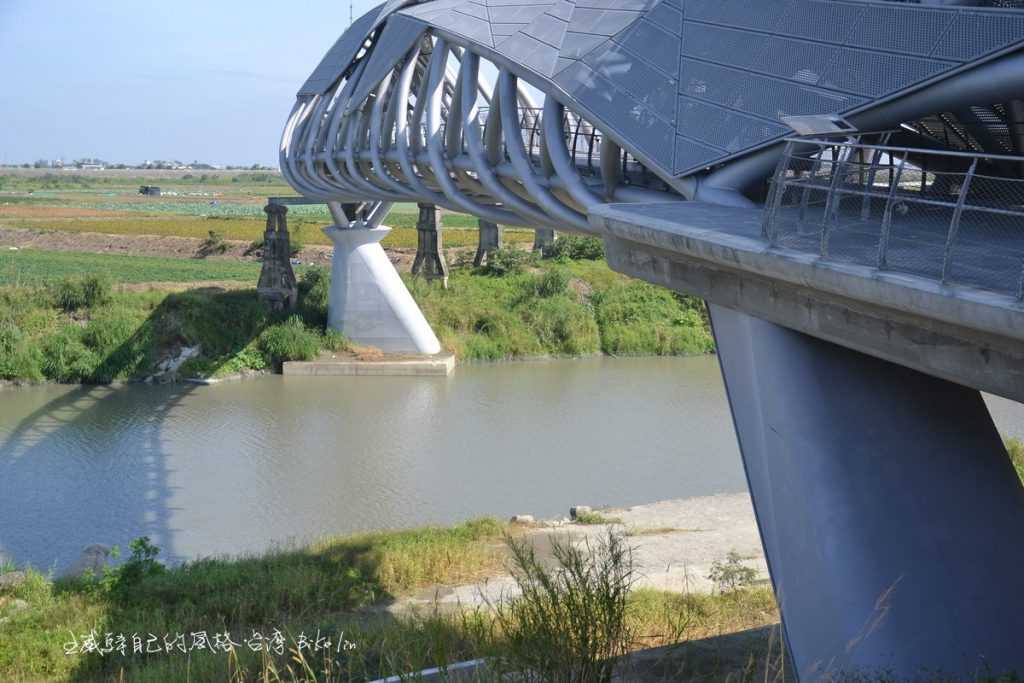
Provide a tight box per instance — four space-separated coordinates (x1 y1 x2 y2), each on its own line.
532 227 555 253
709 304 1024 680
257 203 298 311
473 219 503 266
324 224 441 355
412 203 449 287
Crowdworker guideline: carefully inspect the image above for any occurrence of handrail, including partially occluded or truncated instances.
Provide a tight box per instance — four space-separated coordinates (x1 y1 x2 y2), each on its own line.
768 137 1024 301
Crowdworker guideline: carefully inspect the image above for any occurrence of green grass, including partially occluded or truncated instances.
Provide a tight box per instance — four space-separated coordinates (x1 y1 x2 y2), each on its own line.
407 259 713 361
0 519 509 682
0 252 713 383
0 248 262 285
0 268 350 383
0 519 789 683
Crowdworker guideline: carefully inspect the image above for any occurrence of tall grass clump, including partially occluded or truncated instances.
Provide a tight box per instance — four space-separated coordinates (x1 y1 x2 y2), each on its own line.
494 530 635 682
258 315 321 367
593 282 713 356
297 265 331 328
52 273 113 311
0 320 44 381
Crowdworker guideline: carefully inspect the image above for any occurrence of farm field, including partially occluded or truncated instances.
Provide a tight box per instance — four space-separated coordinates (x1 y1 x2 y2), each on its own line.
0 170 535 250
0 248 265 286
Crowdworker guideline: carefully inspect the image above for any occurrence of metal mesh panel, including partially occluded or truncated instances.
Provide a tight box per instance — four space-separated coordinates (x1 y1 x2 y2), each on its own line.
846 5 953 57
775 0 865 44
676 97 788 152
933 10 1024 60
673 136 725 174
821 48 954 98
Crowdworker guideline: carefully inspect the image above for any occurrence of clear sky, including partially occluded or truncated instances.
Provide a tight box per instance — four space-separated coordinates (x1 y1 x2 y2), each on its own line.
0 1 380 166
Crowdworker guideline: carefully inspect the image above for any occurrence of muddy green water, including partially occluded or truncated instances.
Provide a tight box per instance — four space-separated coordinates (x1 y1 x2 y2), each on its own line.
1 355 1021 571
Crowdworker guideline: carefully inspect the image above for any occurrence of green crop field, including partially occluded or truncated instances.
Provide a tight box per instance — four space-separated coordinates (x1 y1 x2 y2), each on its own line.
0 248 264 286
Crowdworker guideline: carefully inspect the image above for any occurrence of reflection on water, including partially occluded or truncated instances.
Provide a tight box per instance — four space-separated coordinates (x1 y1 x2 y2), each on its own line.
0 355 1021 572
0 357 742 570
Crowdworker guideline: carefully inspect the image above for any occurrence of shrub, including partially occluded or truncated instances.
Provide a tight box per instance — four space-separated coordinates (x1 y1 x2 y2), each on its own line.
522 295 600 356
41 326 100 382
495 530 635 682
708 551 758 594
298 266 330 328
544 234 605 261
593 282 713 356
53 274 113 312
478 247 534 276
322 329 350 352
0 321 43 381
199 230 228 255
533 267 570 298
258 315 320 367
98 536 166 595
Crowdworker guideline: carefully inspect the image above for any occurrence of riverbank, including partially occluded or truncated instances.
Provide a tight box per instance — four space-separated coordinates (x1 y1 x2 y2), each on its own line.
0 251 713 384
0 495 780 682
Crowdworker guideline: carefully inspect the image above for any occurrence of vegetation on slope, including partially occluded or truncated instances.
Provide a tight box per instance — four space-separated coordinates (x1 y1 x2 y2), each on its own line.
0 271 342 383
0 524 781 683
408 245 713 361
0 244 713 383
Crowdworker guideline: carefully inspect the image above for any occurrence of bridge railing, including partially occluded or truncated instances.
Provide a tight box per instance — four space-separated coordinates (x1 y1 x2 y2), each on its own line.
763 136 1024 300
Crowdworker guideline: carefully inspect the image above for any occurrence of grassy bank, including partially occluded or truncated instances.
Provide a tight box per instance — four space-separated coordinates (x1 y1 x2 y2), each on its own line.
0 269 340 383
407 250 712 361
0 523 780 683
0 247 713 383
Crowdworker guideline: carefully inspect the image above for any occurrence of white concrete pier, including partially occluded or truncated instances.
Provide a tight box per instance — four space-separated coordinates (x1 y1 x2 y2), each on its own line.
323 225 441 355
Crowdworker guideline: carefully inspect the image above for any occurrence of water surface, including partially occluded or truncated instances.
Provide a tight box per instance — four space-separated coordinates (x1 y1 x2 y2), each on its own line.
1 355 1021 571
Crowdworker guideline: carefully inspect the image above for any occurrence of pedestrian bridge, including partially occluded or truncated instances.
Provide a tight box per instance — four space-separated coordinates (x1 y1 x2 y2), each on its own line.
280 0 1024 678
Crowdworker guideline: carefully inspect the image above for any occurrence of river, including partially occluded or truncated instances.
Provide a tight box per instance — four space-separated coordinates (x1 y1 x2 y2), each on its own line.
1 355 1021 571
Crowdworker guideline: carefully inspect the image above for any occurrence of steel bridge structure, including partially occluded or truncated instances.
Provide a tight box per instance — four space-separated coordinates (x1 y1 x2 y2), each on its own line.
281 1 1024 678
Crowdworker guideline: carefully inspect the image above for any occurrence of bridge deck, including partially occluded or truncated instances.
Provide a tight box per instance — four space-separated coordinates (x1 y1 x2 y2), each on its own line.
590 201 1024 402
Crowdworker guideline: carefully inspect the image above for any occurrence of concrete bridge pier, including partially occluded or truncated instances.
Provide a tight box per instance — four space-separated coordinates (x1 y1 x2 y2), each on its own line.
533 227 555 253
323 204 441 355
474 219 503 266
709 304 1024 679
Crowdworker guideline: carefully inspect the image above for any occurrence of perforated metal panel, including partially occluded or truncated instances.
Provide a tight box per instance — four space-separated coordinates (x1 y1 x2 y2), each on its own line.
297 0 1024 184
345 15 426 110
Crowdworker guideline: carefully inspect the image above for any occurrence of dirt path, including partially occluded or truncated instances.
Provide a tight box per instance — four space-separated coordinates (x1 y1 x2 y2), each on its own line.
396 493 768 613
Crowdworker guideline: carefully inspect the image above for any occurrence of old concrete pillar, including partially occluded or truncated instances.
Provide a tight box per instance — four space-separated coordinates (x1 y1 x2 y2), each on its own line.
257 203 298 311
473 219 503 266
533 227 556 253
411 203 449 287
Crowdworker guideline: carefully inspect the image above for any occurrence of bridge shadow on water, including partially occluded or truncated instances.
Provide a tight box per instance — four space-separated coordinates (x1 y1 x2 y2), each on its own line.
0 286 282 574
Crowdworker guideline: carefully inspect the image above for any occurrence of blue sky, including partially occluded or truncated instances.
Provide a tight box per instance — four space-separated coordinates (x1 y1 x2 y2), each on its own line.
0 1 380 166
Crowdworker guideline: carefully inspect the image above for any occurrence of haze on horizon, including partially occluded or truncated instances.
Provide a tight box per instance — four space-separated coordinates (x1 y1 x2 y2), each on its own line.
0 1 381 167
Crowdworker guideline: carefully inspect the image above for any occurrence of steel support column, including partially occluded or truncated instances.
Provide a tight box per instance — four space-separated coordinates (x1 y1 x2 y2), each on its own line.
708 304 1024 680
